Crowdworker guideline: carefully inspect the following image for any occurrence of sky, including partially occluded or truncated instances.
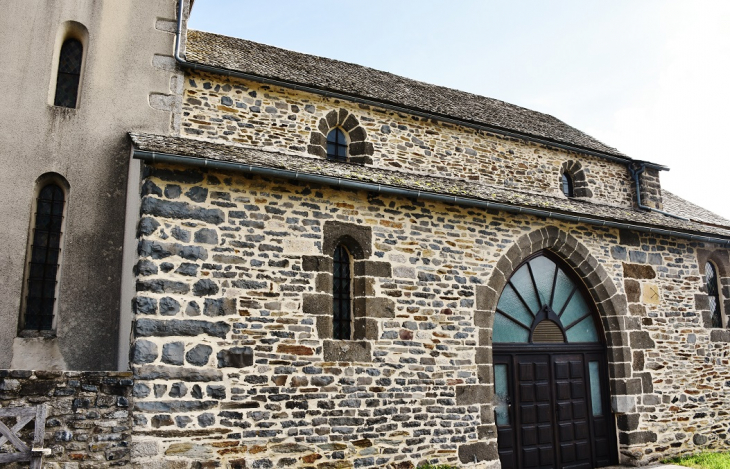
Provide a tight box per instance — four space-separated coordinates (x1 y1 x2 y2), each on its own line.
189 1 730 220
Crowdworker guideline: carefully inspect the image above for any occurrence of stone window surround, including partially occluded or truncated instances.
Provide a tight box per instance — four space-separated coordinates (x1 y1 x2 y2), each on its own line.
307 108 374 164
560 160 592 199
696 249 730 339
302 221 393 362
17 172 71 338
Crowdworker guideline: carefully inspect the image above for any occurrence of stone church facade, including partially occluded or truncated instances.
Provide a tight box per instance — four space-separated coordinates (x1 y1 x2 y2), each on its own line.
1 1 730 468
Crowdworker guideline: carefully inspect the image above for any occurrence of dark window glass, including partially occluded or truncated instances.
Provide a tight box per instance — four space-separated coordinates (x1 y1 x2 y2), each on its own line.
706 262 722 328
333 245 352 340
25 184 65 330
54 39 83 108
327 128 348 161
562 173 574 197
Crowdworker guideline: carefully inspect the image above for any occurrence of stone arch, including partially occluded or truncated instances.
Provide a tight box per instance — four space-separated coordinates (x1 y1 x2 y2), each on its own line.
475 225 631 380
307 108 374 164
560 160 592 198
461 227 632 465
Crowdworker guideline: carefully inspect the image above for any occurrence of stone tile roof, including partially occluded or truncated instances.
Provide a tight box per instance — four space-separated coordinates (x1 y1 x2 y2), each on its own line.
130 133 730 241
185 30 633 161
663 190 730 229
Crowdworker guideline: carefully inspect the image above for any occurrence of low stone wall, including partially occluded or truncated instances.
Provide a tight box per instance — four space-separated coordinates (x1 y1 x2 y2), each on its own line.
0 370 133 467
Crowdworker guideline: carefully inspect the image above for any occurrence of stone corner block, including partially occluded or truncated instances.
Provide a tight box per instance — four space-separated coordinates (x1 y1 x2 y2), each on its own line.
353 260 392 278
323 339 372 363
302 255 332 272
456 384 491 405
458 440 498 464
611 395 636 414
302 293 332 316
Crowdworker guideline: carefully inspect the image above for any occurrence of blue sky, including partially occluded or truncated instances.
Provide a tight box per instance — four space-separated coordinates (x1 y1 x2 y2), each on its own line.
189 1 730 220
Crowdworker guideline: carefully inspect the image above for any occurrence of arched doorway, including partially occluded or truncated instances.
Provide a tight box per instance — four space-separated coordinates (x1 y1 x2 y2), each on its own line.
493 252 617 469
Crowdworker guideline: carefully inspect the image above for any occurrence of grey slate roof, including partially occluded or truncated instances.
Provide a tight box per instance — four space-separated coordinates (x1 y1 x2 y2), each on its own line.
663 191 730 228
185 30 631 160
130 133 730 240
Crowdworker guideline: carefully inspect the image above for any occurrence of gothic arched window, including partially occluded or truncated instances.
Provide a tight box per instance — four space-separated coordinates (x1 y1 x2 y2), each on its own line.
706 261 722 328
54 38 83 108
333 244 352 339
327 128 348 161
24 183 66 330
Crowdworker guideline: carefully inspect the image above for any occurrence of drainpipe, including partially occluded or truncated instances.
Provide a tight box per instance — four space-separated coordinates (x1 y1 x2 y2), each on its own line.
172 0 667 172
628 162 688 221
133 149 730 247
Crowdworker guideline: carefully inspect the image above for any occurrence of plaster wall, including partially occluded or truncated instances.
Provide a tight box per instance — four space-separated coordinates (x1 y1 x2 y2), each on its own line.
0 0 181 370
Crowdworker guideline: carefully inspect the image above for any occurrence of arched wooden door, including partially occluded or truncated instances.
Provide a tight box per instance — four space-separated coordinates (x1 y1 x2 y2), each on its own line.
493 253 617 469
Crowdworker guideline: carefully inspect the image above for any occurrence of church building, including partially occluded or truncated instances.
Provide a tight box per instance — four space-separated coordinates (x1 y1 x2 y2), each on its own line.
1 1 730 468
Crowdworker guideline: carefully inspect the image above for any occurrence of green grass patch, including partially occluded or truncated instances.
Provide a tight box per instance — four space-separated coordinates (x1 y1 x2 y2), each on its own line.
665 452 730 469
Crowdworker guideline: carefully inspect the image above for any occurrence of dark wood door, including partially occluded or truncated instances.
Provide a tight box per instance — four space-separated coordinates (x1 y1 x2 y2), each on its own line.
494 348 615 469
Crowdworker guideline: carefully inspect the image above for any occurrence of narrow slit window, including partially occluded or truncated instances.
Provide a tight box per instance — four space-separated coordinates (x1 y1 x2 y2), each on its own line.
706 261 722 328
54 38 83 108
25 184 65 330
333 245 352 339
562 173 574 197
327 128 348 161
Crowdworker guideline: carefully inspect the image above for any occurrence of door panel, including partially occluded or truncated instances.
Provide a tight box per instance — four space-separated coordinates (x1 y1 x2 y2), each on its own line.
494 349 616 469
516 355 554 469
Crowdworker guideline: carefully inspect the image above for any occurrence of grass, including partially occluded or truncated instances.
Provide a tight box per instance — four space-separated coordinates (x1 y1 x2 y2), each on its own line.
665 452 730 469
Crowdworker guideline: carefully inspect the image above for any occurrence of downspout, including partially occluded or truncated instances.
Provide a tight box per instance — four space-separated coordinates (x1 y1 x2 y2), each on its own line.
172 0 667 172
133 149 730 248
628 162 688 221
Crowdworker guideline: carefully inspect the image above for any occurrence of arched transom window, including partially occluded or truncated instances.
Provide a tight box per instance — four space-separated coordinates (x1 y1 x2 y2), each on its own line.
493 254 600 343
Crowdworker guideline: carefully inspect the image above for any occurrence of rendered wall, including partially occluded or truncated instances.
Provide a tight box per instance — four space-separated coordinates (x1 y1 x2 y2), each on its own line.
0 0 181 370
128 162 730 468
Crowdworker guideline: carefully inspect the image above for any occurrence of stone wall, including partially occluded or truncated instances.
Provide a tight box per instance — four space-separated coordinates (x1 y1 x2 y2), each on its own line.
0 370 133 467
129 161 730 467
179 71 639 210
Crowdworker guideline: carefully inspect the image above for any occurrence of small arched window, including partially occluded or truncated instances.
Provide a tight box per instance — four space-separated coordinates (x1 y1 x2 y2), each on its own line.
333 244 352 339
327 128 348 161
54 38 83 108
562 173 574 198
24 183 66 330
706 261 722 328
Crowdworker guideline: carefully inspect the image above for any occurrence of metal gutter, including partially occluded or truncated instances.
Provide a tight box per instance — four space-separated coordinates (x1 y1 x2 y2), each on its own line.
132 148 730 248
628 162 688 220
173 0 668 172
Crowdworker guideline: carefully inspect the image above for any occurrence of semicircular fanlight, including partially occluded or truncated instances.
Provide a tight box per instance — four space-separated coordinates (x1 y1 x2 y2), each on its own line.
493 255 600 344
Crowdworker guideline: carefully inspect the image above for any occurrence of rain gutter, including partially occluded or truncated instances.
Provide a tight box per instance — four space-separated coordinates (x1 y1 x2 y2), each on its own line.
173 0 668 172
132 148 730 248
